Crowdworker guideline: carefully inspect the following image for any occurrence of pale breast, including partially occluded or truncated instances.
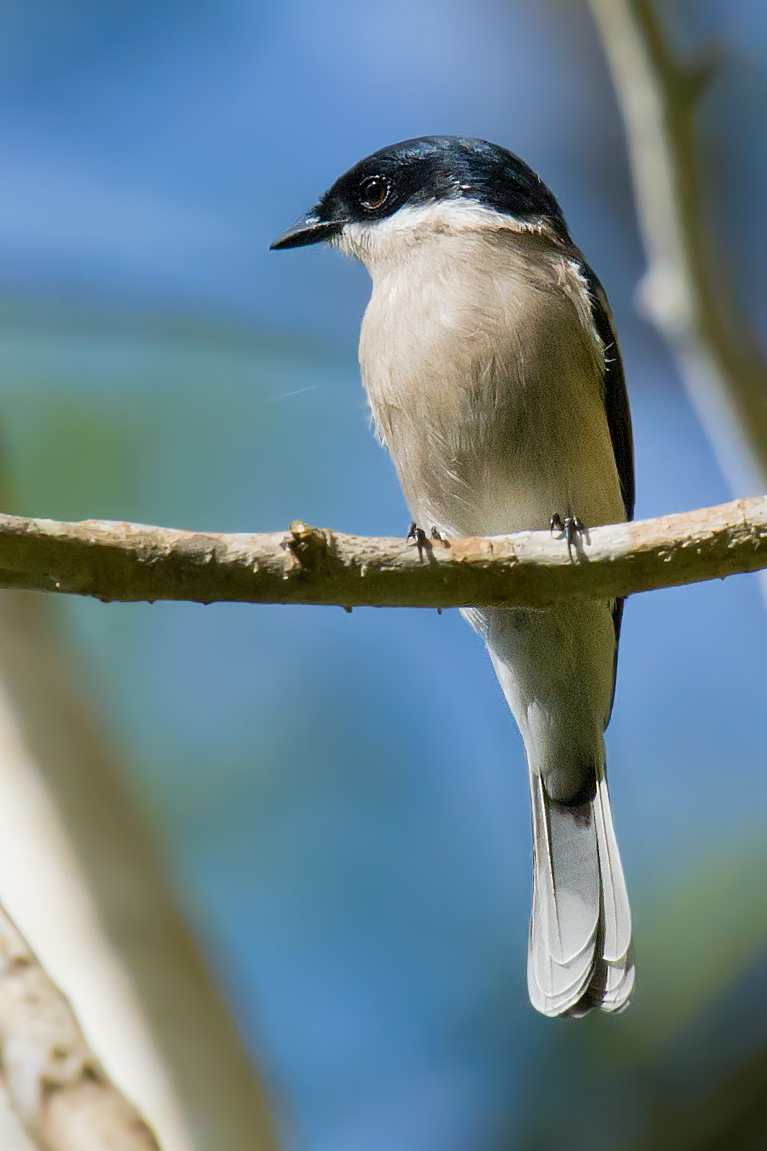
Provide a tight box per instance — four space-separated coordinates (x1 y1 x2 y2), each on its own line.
359 228 624 537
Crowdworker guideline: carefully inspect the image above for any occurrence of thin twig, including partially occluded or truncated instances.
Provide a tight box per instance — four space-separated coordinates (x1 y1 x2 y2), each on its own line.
0 898 160 1151
0 497 761 609
586 0 767 495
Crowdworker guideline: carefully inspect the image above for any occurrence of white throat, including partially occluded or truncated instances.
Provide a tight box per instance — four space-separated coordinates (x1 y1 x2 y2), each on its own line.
332 199 558 270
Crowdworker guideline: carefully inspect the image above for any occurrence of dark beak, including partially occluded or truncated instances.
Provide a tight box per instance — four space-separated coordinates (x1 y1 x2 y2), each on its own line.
270 212 343 250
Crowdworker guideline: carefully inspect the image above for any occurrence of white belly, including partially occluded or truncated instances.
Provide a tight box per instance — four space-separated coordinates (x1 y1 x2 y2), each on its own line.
359 227 624 537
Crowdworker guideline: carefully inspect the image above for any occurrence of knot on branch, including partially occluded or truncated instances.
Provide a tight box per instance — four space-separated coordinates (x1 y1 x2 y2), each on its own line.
285 521 337 578
675 40 725 108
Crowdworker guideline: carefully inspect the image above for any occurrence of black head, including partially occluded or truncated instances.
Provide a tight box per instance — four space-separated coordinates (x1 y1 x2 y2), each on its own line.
271 136 569 250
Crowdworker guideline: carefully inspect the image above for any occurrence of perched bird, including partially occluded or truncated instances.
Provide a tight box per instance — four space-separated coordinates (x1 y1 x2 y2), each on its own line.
272 136 635 1017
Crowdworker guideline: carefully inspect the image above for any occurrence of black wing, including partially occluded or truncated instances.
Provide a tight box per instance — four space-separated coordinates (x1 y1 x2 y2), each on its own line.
580 263 635 680
581 263 635 523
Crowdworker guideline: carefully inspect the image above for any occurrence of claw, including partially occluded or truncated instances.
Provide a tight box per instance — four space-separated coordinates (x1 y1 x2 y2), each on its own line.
406 522 429 545
406 522 429 558
565 515 585 547
408 522 450 554
550 513 585 558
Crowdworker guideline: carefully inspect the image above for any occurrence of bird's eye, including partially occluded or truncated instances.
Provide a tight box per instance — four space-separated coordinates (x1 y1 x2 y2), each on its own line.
359 176 390 210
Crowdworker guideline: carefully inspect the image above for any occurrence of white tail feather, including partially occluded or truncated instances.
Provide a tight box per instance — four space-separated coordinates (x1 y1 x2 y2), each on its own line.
593 776 634 1012
528 771 633 1017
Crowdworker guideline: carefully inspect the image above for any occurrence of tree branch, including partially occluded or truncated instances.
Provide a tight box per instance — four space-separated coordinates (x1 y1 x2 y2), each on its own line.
0 496 763 610
586 0 767 495
0 897 160 1151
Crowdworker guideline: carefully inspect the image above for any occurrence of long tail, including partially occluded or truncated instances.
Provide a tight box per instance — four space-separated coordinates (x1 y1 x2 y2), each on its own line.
527 771 633 1017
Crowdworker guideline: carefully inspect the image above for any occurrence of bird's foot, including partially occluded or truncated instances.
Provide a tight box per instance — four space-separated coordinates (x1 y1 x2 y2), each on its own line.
406 523 450 548
550 513 585 556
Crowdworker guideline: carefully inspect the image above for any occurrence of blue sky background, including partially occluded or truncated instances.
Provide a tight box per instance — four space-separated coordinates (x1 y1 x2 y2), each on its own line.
1 3 767 1149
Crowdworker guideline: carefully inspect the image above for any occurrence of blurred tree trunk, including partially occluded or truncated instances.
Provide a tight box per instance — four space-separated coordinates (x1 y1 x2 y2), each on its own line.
0 893 163 1151
587 0 767 504
0 587 279 1151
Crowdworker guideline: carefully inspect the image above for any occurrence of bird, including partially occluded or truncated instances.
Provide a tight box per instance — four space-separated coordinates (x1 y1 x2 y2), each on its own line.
271 135 635 1017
